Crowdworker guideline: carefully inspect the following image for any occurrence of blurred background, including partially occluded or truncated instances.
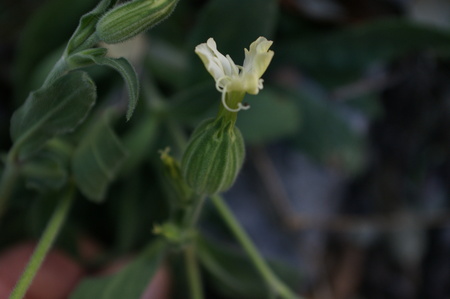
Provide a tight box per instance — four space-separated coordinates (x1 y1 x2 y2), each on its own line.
1 0 450 298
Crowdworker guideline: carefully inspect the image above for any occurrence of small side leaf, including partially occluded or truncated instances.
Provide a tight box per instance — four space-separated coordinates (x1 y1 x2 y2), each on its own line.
66 48 108 69
66 49 139 120
70 239 166 299
72 111 128 202
90 56 139 120
10 71 96 159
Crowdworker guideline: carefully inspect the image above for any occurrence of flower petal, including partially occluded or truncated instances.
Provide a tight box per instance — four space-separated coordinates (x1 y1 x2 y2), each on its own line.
242 36 274 79
194 38 239 81
195 41 224 81
195 36 274 102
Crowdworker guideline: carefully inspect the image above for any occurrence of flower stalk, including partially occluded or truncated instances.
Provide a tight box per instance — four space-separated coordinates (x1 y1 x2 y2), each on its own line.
185 245 204 299
9 186 74 299
211 195 301 299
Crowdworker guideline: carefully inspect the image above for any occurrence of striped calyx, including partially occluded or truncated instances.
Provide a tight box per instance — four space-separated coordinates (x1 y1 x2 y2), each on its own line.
181 118 245 196
96 0 178 44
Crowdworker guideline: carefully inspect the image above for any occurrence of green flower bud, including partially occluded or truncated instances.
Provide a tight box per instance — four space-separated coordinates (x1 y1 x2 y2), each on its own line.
96 0 178 44
181 118 245 196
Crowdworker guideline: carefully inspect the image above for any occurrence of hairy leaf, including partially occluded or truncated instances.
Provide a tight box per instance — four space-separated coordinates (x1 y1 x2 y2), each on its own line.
66 48 139 120
90 56 139 120
10 71 96 159
66 48 108 69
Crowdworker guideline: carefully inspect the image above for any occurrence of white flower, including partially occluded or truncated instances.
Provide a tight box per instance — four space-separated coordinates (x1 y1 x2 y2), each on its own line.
195 37 274 112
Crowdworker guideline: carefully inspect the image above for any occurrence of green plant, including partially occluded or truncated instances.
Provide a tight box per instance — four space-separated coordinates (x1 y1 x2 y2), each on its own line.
0 0 300 298
3 0 450 298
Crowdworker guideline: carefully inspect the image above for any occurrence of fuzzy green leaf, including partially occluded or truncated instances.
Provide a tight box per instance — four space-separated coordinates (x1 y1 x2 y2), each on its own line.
90 56 139 120
70 239 166 299
66 48 108 69
72 111 127 202
66 48 139 120
10 71 96 159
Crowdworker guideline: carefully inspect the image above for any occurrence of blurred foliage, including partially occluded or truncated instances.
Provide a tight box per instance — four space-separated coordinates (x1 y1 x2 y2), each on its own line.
70 239 167 299
72 109 128 202
1 0 450 298
197 234 301 299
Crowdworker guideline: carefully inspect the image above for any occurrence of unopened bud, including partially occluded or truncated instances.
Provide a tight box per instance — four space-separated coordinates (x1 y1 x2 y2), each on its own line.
96 0 178 44
181 118 245 195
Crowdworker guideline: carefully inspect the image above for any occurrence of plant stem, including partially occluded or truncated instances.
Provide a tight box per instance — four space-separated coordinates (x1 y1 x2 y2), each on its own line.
9 186 74 299
183 194 207 229
184 245 204 299
0 160 19 221
211 195 301 299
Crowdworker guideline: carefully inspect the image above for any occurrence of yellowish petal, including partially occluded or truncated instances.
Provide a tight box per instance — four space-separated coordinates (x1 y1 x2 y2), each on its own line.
194 38 239 82
242 37 274 79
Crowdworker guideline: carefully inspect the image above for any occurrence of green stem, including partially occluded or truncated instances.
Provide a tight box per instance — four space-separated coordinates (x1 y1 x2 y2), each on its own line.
0 160 20 221
216 91 243 126
9 186 74 299
183 194 207 229
184 245 204 299
211 195 301 299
